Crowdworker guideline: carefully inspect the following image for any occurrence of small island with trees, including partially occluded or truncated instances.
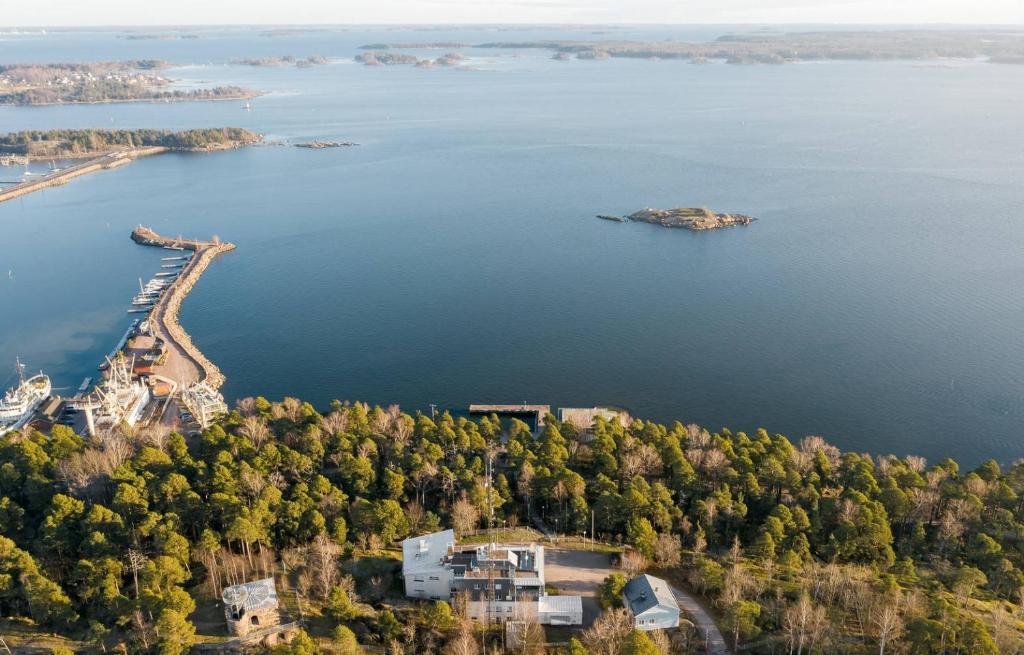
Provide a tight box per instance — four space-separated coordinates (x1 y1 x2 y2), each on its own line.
599 207 756 231
355 51 466 68
0 61 258 106
230 55 330 68
0 128 263 159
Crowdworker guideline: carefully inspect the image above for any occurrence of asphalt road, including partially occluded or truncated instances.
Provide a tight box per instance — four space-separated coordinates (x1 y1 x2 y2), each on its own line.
670 586 730 655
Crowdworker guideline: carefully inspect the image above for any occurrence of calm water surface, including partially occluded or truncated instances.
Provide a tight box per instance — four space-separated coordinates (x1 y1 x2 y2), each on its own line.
1 28 1023 466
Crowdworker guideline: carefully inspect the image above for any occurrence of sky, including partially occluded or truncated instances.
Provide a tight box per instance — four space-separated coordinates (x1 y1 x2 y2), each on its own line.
3 0 1023 26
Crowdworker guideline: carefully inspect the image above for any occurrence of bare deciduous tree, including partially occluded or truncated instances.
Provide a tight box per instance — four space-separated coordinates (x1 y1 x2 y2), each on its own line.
451 497 480 538
652 533 682 568
782 592 827 655
582 608 632 655
308 533 340 600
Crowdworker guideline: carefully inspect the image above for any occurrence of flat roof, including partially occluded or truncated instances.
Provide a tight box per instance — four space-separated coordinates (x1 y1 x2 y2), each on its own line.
539 595 582 613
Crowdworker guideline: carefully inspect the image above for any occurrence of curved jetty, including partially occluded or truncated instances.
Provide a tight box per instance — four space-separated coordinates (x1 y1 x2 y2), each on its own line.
131 226 234 389
598 207 756 231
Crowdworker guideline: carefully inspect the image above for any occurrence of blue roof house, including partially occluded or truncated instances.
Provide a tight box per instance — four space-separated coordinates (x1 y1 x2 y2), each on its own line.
622 574 681 631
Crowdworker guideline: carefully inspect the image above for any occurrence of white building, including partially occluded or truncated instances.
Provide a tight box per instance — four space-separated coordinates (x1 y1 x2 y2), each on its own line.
402 529 456 600
622 574 681 631
401 530 582 625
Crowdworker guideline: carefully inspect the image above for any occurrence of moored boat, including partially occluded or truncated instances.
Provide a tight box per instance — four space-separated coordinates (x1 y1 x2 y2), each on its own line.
0 359 51 434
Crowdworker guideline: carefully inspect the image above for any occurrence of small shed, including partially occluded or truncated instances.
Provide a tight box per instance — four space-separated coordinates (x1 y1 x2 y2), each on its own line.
538 594 583 625
223 578 281 638
622 574 680 631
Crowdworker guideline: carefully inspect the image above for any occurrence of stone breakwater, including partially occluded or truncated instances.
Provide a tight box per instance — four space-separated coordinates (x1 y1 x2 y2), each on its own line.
131 226 234 390
0 147 165 203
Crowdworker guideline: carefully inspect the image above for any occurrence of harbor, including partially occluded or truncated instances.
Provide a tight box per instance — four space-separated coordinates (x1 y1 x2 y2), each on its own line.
1 226 233 437
0 147 165 203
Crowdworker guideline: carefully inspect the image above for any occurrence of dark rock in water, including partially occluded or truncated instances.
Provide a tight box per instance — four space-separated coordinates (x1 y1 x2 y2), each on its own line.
596 214 627 222
295 141 358 149
627 207 755 231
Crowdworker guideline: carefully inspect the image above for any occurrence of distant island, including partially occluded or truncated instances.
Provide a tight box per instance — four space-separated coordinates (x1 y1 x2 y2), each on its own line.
294 140 358 149
0 61 258 106
599 207 756 231
475 29 1024 64
230 55 330 67
0 128 262 159
355 51 465 68
358 42 469 50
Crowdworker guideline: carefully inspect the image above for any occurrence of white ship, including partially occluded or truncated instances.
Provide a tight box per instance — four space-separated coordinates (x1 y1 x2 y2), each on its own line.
0 359 51 434
92 355 151 429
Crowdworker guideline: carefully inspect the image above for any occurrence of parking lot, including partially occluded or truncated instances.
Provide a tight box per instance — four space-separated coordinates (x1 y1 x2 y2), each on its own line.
543 548 615 628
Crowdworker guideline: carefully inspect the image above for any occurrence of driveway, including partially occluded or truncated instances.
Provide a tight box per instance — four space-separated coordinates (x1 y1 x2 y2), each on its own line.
543 548 614 627
670 586 730 655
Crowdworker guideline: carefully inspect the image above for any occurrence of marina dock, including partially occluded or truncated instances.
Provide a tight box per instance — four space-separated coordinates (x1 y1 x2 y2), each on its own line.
131 225 235 390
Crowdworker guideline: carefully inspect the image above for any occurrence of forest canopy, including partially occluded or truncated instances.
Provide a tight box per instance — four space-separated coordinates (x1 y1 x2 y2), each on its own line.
0 398 1020 654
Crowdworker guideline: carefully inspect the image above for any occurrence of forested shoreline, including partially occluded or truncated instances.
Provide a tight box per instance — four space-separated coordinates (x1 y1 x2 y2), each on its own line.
0 128 262 158
0 61 256 106
0 398 1020 654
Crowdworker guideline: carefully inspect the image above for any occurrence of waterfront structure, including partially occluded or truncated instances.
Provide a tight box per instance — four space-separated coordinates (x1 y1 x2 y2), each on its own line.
401 529 582 625
557 407 631 434
468 403 550 433
622 574 680 631
181 381 228 429
0 359 51 435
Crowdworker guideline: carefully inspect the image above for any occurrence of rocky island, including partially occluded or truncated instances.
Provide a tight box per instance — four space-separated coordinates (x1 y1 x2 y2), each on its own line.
599 207 756 231
294 140 358 149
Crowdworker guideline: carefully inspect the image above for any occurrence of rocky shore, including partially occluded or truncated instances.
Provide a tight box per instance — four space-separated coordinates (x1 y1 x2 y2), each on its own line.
599 207 756 231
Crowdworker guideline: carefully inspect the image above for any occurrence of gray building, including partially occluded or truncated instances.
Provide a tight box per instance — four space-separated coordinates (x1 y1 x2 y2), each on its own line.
622 574 681 631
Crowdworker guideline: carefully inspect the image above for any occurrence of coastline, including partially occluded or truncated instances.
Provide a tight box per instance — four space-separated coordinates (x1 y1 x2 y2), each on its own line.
0 90 260 107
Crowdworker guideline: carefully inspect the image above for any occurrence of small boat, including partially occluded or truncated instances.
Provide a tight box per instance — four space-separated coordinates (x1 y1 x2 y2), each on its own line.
127 308 151 314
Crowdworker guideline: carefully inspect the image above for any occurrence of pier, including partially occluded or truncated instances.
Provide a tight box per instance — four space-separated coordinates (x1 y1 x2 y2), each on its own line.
0 147 166 204
131 226 235 391
469 403 551 432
